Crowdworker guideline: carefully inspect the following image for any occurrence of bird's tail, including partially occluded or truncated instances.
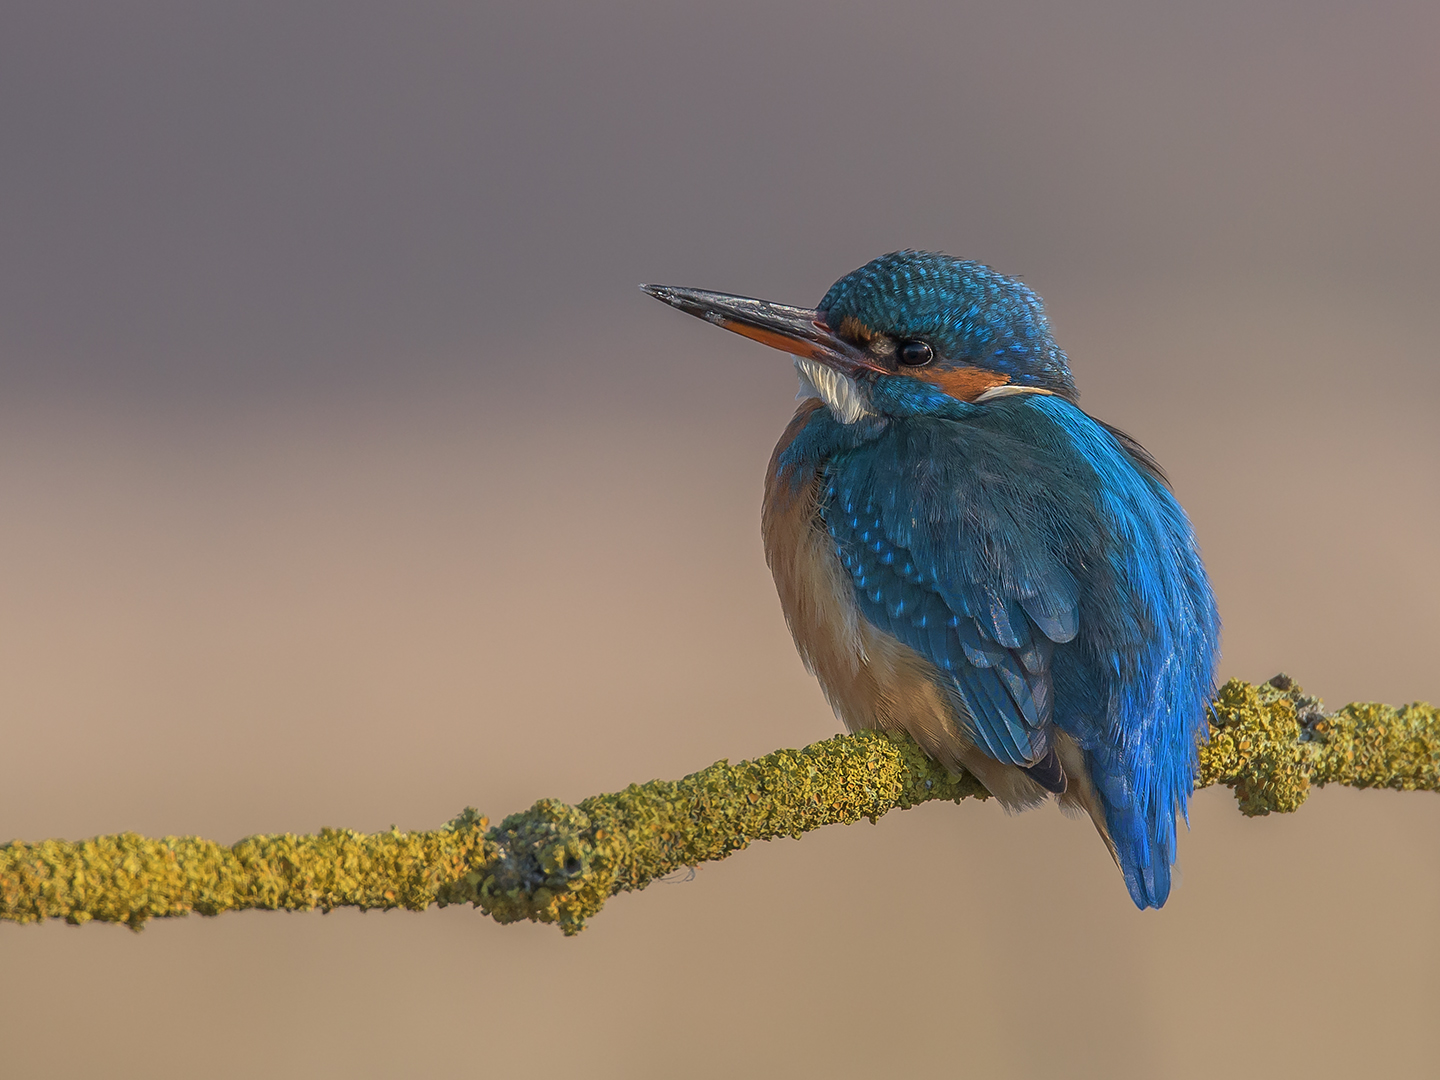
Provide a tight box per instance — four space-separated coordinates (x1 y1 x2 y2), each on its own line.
1109 801 1175 909
1071 741 1180 908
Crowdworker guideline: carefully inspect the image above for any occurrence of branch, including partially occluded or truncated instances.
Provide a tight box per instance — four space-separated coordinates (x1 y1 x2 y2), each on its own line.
4 678 1436 935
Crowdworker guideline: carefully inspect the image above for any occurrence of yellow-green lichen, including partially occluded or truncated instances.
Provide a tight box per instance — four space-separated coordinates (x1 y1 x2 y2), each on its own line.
2 821 493 930
1310 701 1440 791
436 731 987 933
1195 675 1440 815
1198 677 1312 814
3 679 1437 935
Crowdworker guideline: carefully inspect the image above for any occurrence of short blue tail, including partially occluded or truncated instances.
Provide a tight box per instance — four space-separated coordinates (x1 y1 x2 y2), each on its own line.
1085 742 1186 909
1108 796 1177 909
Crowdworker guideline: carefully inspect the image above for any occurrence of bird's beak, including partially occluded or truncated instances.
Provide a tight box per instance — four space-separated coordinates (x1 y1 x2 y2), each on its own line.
640 284 886 376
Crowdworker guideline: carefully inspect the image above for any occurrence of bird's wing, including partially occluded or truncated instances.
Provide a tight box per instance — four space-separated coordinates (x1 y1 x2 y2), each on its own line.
821 415 1092 769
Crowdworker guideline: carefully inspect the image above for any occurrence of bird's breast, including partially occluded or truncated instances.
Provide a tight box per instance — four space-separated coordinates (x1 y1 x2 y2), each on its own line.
762 401 865 699
761 402 973 772
760 400 1089 813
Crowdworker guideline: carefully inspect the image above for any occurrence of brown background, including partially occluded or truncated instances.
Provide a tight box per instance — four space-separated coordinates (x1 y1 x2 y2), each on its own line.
2 3 1438 1076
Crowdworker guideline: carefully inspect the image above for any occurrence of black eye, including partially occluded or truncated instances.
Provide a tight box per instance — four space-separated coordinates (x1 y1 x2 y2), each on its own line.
898 340 934 367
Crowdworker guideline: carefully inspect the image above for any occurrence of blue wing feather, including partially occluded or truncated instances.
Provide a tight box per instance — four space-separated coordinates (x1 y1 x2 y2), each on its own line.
802 391 1219 909
826 494 1056 768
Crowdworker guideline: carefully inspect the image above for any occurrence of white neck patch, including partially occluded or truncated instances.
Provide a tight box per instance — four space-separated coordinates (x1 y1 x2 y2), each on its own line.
793 356 872 425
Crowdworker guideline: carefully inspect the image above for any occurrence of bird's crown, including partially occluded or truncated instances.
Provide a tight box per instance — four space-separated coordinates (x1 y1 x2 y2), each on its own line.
819 250 1075 395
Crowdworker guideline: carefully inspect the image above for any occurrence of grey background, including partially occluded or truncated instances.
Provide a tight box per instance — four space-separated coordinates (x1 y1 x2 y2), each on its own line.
3 3 1438 1076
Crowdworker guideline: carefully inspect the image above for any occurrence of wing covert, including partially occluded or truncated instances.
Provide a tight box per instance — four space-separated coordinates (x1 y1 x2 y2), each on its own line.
822 423 1084 770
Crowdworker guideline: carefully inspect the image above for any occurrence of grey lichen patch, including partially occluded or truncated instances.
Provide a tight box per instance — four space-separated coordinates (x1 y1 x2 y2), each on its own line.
436 798 610 934
4 682 1437 934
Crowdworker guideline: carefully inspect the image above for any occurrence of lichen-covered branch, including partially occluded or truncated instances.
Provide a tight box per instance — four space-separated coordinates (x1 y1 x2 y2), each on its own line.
1198 676 1440 813
3 678 1437 935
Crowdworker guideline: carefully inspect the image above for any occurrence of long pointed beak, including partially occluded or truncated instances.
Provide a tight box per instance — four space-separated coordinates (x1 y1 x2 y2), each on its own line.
640 284 886 376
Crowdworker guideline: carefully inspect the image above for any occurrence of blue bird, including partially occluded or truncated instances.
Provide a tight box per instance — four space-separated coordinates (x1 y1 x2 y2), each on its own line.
642 251 1220 909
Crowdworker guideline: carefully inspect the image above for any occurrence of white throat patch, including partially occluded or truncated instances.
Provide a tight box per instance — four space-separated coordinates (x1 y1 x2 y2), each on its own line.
793 355 871 425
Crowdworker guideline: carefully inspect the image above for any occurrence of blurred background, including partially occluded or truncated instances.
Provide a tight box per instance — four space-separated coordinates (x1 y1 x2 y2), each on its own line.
2 2 1438 1076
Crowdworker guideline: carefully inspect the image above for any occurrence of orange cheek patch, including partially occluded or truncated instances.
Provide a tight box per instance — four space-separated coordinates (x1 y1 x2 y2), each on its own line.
916 366 1011 402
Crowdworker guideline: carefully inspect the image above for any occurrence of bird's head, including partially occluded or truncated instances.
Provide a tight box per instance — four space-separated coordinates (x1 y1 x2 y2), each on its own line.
643 250 1075 424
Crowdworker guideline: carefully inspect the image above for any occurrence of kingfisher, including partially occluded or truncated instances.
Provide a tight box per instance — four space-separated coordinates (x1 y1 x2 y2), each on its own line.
642 250 1220 908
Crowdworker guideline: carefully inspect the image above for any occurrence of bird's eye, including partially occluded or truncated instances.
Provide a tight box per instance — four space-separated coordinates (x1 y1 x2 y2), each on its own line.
898 340 934 367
